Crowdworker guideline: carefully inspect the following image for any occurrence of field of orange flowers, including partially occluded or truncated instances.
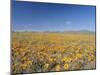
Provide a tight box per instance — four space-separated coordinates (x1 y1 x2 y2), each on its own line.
11 32 96 74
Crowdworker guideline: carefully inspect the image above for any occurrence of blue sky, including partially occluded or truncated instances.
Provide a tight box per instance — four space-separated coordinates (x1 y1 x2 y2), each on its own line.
12 1 96 32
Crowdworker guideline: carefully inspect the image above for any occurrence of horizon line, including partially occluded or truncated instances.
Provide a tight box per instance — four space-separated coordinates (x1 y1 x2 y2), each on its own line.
12 28 95 32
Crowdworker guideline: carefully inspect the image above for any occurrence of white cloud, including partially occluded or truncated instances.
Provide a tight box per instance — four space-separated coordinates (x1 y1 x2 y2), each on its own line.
23 24 33 28
23 25 27 28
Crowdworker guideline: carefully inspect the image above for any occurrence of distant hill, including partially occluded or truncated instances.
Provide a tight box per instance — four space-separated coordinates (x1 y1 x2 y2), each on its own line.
63 30 95 34
13 30 95 34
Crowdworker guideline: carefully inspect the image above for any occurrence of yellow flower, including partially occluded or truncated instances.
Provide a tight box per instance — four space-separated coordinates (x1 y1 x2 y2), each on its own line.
88 56 94 62
55 64 61 71
53 58 56 61
21 64 27 69
62 57 72 63
27 61 32 65
43 64 49 69
22 56 27 61
57 54 61 58
76 53 82 58
64 64 69 70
